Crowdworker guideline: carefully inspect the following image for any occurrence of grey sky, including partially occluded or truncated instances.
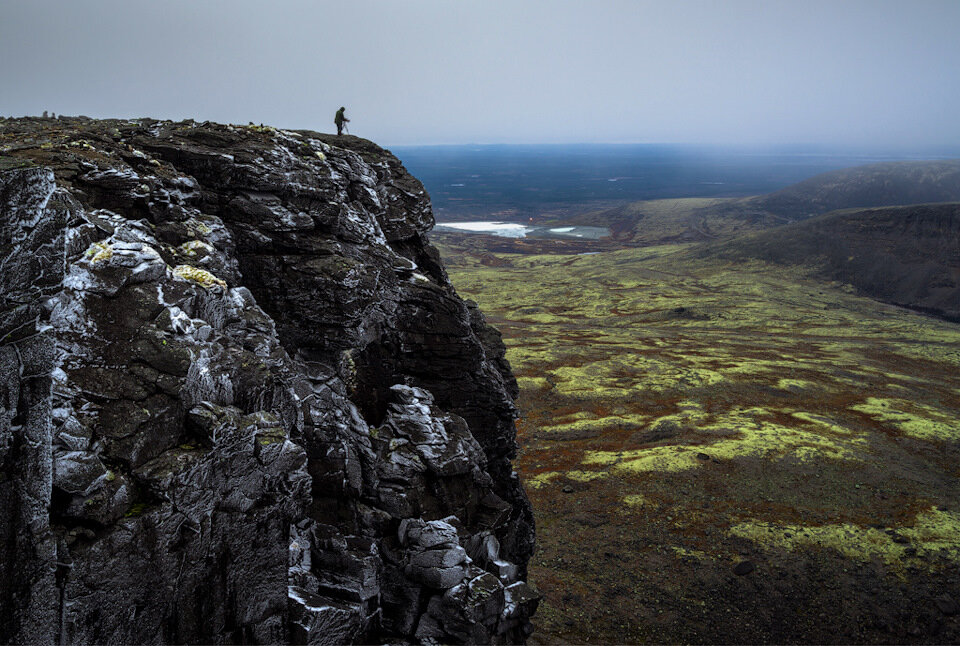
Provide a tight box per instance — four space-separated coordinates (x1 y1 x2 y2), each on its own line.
2 0 958 146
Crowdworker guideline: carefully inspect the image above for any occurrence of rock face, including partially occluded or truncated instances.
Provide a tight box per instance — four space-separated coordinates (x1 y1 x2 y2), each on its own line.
0 117 537 644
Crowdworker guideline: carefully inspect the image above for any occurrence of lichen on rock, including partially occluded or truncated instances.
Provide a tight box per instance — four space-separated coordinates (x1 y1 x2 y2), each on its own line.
172 263 227 289
0 117 537 645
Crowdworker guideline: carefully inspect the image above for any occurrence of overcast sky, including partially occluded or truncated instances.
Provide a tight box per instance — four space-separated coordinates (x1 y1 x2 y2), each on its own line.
2 0 958 146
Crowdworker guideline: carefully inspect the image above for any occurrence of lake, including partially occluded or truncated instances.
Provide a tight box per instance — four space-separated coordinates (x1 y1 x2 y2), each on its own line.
433 221 610 239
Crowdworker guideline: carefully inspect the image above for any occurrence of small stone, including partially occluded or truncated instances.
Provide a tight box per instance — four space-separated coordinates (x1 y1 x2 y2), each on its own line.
53 450 109 496
419 521 460 549
410 545 467 569
562 485 574 493
491 558 519 583
412 564 468 589
733 560 755 576
482 534 500 562
935 594 959 616
695 452 710 461
572 513 606 527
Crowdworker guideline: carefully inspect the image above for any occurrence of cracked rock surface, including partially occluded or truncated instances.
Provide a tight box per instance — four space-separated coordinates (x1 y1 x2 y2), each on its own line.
0 117 537 644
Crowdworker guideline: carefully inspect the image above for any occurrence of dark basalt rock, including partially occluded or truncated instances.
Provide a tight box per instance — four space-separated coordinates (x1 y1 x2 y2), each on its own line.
0 118 538 644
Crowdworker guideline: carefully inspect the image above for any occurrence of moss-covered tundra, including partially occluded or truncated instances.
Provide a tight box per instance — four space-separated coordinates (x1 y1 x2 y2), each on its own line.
439 238 960 644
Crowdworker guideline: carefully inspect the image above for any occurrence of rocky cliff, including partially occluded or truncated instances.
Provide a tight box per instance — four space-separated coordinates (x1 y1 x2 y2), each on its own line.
0 116 537 644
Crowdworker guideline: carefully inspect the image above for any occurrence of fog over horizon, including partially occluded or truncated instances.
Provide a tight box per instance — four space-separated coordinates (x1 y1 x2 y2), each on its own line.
2 0 959 148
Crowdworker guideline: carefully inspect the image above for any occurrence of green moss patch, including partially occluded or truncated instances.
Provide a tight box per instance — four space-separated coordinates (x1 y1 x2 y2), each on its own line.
850 397 960 441
730 507 960 569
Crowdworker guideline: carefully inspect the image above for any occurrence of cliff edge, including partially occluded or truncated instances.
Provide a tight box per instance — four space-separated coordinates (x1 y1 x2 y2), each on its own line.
0 116 537 644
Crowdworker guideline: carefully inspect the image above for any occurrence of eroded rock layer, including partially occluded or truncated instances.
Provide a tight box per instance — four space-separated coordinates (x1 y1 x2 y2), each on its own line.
0 117 537 644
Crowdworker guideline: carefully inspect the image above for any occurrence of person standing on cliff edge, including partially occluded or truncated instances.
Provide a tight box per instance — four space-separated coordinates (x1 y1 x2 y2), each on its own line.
335 107 350 136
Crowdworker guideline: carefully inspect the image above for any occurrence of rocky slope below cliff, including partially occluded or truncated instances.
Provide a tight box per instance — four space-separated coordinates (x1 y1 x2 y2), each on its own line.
0 116 537 644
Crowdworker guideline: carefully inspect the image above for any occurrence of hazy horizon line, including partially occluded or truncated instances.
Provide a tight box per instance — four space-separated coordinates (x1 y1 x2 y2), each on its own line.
386 141 960 155
5 111 957 156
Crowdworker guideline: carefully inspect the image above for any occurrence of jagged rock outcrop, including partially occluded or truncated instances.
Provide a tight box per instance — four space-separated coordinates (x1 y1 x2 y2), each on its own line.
0 117 537 644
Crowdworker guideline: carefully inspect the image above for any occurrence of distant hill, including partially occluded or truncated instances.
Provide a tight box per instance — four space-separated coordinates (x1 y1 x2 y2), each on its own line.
551 159 960 245
706 159 960 223
704 203 960 320
550 197 741 243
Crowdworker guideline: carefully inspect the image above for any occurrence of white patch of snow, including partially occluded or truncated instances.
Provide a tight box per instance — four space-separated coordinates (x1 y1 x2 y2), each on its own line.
435 221 534 238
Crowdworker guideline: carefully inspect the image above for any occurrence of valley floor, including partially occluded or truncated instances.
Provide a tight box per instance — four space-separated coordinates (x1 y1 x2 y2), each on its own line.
437 239 960 644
